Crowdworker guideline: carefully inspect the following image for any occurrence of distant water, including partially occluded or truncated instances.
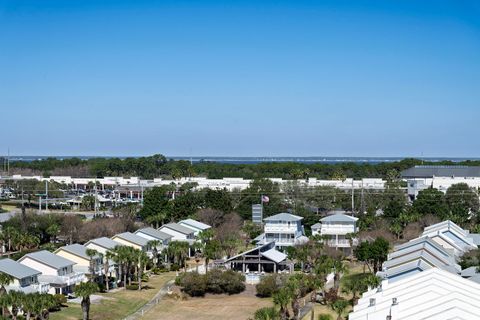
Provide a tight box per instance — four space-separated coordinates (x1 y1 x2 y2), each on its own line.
5 156 480 165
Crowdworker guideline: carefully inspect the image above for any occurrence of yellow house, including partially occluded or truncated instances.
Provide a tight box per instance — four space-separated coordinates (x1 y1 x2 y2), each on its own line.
111 232 151 253
55 244 103 276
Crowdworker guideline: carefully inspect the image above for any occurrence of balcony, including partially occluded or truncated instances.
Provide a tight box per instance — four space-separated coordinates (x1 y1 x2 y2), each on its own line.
320 226 356 235
31 283 51 294
40 272 85 286
325 239 358 248
264 225 300 233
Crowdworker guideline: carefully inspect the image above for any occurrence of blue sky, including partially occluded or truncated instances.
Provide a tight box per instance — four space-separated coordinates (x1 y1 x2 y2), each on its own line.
1 0 479 157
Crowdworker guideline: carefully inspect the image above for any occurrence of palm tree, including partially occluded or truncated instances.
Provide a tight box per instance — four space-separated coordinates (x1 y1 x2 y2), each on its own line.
148 240 161 267
0 272 14 316
85 248 99 281
330 298 349 320
167 241 190 270
254 307 280 320
332 259 348 294
22 292 36 320
8 290 25 320
273 288 291 320
75 282 99 320
103 251 115 291
341 278 362 306
135 250 149 290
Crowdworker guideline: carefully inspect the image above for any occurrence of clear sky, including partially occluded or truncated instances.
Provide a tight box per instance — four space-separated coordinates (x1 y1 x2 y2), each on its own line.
1 0 479 157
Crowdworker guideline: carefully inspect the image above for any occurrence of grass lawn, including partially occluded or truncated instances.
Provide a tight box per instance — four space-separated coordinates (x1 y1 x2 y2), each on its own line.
50 272 176 320
142 284 272 320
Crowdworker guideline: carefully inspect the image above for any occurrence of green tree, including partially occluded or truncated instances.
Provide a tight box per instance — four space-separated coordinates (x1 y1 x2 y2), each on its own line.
85 248 99 281
254 307 280 320
330 298 349 320
203 188 233 212
445 183 480 224
412 188 447 217
75 282 99 320
0 273 14 317
273 287 291 320
139 185 174 222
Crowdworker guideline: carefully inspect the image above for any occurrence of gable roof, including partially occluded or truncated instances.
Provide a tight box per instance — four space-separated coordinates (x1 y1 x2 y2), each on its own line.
56 244 99 260
19 250 76 269
311 223 322 229
135 227 172 241
261 248 287 263
179 219 211 231
160 223 195 235
225 242 276 263
0 258 41 279
320 213 358 223
85 237 122 250
112 232 149 246
264 213 303 222
350 268 480 320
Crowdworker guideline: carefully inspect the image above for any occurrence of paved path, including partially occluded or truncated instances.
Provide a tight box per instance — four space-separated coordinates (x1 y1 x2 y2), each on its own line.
123 279 175 320
298 301 314 320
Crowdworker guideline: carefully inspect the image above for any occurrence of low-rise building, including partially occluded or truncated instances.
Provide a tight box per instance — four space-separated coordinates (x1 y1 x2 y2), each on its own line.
84 237 122 255
313 212 358 250
0 258 50 293
255 213 308 249
158 223 196 243
178 219 211 236
135 227 172 248
18 250 84 295
111 232 152 255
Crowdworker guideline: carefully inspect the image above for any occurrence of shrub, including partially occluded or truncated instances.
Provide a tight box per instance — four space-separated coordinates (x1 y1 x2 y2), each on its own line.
318 314 333 320
53 294 67 308
255 274 286 297
180 272 207 297
126 285 138 290
170 264 180 271
220 270 245 295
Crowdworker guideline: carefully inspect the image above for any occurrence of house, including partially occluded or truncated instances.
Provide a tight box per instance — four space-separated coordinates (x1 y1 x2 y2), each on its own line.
0 258 50 293
349 268 480 320
85 237 122 255
178 219 211 236
255 213 308 249
18 250 84 295
313 212 358 250
111 232 152 254
224 242 293 274
135 227 172 249
55 244 104 277
158 223 196 243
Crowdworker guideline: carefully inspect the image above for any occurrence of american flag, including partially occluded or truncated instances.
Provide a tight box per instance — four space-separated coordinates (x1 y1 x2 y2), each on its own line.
261 195 270 203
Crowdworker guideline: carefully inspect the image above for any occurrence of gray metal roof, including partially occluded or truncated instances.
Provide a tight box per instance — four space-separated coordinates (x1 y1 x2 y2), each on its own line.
113 232 149 246
401 165 480 178
264 213 303 222
0 258 41 279
179 219 211 230
320 213 358 223
311 223 322 229
470 234 480 246
135 227 172 241
19 250 76 269
461 266 478 278
85 237 122 250
56 244 99 260
160 223 195 235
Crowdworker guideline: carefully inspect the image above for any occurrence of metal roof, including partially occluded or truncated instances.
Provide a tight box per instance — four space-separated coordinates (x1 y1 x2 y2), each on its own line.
135 227 172 241
264 213 303 222
179 219 211 231
85 237 122 250
261 248 287 263
160 223 195 235
56 244 99 260
401 165 480 178
19 250 76 269
113 232 149 246
320 213 358 223
0 258 41 279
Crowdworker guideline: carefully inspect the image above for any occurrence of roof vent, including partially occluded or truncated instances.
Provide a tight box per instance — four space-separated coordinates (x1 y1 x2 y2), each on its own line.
369 298 376 307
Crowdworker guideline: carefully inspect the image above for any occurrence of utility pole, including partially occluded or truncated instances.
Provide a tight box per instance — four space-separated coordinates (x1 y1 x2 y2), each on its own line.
94 179 98 217
351 179 355 215
45 180 48 211
361 180 365 214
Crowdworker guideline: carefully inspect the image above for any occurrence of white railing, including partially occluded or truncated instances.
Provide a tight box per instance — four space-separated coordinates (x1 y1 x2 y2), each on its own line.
32 283 50 293
320 227 356 235
61 272 85 285
325 239 358 247
264 225 299 233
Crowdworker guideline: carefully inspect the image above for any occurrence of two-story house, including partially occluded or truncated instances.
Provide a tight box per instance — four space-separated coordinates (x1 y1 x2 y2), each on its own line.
256 213 307 249
0 258 50 293
158 223 196 243
18 250 84 294
134 227 172 254
85 237 122 255
55 244 105 279
111 232 152 256
312 212 358 251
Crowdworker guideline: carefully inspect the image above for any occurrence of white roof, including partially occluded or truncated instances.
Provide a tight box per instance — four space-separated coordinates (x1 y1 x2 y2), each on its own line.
261 248 287 263
264 212 303 222
350 268 480 320
320 213 358 223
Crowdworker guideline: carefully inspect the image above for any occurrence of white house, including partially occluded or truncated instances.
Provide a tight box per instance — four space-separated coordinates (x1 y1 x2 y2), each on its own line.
18 250 84 295
158 223 196 243
349 268 480 320
55 244 104 277
255 213 307 249
178 219 211 236
312 212 358 249
0 258 50 293
135 227 172 248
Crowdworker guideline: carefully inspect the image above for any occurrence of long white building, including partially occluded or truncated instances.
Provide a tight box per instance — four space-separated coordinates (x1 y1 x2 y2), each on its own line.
349 268 480 320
